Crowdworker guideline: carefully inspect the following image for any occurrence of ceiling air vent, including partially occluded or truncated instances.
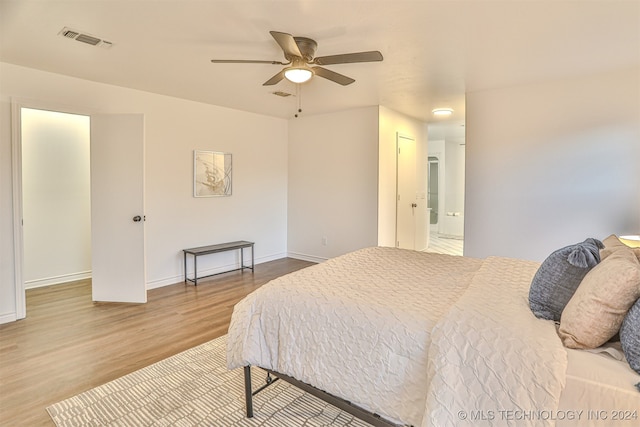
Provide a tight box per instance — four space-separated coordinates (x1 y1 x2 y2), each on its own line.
75 33 101 46
58 27 113 48
60 29 79 39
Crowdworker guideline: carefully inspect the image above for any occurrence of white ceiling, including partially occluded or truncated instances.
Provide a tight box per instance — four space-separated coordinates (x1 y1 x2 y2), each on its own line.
1 0 638 127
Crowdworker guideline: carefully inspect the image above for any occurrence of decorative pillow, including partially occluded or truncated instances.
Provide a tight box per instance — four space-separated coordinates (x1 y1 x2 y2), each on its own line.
559 247 640 349
603 234 626 248
600 234 629 260
529 238 603 322
621 298 640 375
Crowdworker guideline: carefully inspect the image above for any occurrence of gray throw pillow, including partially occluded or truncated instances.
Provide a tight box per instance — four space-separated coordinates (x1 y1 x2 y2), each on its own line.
529 238 604 322
620 298 640 375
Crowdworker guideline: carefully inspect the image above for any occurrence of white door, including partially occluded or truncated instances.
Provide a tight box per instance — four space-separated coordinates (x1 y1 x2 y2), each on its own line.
90 114 146 303
396 133 416 249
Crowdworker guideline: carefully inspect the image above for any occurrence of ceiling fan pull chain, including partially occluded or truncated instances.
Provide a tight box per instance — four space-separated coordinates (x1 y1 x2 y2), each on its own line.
295 84 302 118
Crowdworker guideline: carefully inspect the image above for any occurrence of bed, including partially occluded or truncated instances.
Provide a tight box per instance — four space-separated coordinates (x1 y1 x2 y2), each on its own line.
226 246 640 427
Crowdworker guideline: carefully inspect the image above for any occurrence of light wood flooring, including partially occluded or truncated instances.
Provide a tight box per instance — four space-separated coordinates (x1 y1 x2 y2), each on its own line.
0 257 314 427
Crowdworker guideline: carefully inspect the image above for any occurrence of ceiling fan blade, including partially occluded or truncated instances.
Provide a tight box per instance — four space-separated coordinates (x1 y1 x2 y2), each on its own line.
312 67 355 86
211 59 287 65
263 70 286 86
314 51 383 66
270 31 303 59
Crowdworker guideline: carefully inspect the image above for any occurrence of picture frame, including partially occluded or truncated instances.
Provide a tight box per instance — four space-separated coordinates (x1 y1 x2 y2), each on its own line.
193 150 232 197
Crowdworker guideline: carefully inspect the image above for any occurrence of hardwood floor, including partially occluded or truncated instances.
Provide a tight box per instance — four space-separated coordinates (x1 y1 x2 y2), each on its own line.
0 257 314 426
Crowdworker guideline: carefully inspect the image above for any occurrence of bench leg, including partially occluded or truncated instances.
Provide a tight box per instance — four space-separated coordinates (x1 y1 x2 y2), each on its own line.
194 255 198 286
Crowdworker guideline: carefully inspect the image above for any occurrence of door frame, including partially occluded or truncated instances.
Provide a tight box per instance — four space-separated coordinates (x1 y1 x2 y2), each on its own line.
11 98 96 319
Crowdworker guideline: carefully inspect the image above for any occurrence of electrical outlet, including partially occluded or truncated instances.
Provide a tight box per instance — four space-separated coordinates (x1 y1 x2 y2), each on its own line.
322 237 328 246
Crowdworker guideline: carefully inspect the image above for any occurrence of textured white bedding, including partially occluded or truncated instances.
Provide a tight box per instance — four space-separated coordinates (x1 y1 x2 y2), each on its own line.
424 256 567 427
558 347 640 426
226 247 640 426
227 247 482 425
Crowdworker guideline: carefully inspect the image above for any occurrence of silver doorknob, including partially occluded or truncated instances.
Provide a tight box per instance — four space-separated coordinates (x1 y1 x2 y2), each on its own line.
133 215 142 222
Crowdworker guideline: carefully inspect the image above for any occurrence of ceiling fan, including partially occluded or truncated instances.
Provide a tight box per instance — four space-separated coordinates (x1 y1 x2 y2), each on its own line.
211 31 383 86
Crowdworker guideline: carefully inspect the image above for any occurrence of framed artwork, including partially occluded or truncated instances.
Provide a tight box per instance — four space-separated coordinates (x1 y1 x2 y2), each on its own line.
193 150 232 197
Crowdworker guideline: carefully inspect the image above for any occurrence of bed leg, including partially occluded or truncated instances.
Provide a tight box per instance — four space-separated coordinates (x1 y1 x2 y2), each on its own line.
244 366 254 418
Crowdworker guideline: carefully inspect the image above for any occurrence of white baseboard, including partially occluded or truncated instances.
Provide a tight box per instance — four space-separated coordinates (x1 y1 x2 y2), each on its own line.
0 312 18 325
24 271 92 290
146 275 183 290
287 252 327 264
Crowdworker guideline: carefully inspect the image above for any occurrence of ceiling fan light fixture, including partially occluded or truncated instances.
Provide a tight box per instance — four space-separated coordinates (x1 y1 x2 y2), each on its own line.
432 108 454 117
284 67 313 83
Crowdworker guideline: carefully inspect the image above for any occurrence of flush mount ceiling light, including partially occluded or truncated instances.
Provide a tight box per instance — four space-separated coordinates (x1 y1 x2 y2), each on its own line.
432 108 454 117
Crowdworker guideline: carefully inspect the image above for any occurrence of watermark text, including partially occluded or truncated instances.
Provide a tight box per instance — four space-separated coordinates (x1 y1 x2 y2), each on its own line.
456 409 638 422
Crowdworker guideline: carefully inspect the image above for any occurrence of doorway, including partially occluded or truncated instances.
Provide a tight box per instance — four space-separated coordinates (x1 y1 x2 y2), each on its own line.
20 108 92 290
12 101 147 319
425 124 466 256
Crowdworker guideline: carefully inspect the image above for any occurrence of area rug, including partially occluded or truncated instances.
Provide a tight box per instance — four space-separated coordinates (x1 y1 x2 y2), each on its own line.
47 335 371 426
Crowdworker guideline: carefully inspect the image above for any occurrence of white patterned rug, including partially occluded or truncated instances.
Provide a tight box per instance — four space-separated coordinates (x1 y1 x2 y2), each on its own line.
47 335 371 426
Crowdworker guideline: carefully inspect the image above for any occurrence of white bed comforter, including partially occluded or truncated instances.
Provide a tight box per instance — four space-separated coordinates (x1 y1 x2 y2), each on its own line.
227 247 568 426
424 256 567 427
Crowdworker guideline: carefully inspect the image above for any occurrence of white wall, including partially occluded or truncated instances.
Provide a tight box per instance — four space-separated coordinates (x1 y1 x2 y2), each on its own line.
426 139 445 232
444 139 465 215
378 106 427 249
0 62 288 323
288 107 379 261
465 66 640 261
22 108 91 288
440 138 465 238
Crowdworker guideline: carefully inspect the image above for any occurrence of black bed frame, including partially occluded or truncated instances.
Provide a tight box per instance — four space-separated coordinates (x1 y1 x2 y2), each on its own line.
243 366 407 427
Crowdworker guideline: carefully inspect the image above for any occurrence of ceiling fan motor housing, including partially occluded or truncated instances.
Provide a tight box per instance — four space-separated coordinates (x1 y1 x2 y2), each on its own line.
293 37 318 62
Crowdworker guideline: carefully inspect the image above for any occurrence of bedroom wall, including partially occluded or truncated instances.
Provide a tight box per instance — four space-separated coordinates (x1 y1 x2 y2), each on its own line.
0 62 288 323
427 139 445 233
287 107 379 261
441 137 465 238
465 66 640 262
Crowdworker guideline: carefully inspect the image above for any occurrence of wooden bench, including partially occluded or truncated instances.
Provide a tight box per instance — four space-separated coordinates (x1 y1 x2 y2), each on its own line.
183 241 254 285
